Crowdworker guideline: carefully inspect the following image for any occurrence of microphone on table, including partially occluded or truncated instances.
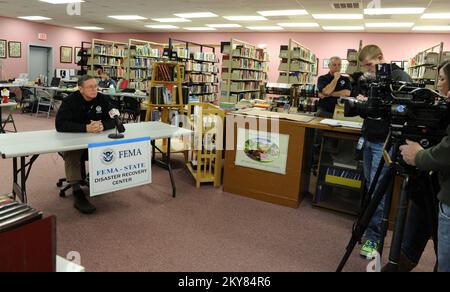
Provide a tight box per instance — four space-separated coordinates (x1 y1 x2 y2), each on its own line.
108 108 126 139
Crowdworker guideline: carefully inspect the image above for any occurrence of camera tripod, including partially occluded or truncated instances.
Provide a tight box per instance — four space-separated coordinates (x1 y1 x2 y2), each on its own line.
336 131 439 272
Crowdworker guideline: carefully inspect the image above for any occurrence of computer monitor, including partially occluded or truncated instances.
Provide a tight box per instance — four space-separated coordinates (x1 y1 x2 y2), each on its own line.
50 77 61 87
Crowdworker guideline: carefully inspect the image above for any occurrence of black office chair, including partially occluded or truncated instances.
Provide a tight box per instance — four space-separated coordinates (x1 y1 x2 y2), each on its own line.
57 151 89 198
121 96 141 123
20 88 37 113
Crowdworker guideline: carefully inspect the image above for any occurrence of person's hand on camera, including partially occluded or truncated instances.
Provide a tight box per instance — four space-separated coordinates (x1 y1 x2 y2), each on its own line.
86 120 104 133
357 95 368 102
400 140 424 166
318 92 329 99
334 72 341 79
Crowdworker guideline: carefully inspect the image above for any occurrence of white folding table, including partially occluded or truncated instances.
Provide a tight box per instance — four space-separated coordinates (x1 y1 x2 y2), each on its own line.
0 122 192 203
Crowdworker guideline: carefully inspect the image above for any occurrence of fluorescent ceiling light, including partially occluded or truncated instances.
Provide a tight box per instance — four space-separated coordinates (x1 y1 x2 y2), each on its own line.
258 10 308 17
278 22 319 28
247 26 284 31
224 16 268 21
312 14 363 20
75 26 104 30
364 7 425 15
39 0 84 3
421 13 450 19
18 16 52 21
323 26 365 31
365 22 414 28
174 12 218 18
413 26 450 31
183 27 216 31
145 25 179 29
206 24 242 28
108 15 147 20
152 18 191 23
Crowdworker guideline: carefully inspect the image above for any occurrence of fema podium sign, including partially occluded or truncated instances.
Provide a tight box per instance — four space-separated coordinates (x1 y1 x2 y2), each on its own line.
88 137 152 197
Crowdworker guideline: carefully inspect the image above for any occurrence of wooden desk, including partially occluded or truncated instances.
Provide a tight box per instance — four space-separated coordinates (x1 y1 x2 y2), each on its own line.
223 111 362 208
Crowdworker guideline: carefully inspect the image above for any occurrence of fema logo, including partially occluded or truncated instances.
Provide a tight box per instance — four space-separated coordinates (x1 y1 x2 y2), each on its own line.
96 106 102 114
101 149 116 165
340 80 346 86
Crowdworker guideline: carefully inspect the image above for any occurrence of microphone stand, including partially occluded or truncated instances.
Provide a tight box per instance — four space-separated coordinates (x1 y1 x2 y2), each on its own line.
108 127 124 139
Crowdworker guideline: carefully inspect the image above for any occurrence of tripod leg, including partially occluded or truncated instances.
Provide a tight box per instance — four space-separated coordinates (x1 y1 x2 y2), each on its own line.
336 159 395 272
384 175 412 272
377 172 396 258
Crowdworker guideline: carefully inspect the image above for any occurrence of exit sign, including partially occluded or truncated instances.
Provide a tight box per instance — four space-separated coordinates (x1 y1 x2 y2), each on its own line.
38 33 48 41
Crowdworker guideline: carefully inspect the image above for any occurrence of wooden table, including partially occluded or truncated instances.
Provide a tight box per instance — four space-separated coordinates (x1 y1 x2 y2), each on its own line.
223 111 361 208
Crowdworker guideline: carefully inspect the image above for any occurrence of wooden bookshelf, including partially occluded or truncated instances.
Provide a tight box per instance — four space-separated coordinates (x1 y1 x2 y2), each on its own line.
125 39 167 91
278 39 317 85
408 42 444 90
87 39 128 79
145 62 185 123
220 39 269 109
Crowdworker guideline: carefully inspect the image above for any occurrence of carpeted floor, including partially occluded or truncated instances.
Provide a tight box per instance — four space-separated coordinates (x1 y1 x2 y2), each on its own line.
0 109 437 272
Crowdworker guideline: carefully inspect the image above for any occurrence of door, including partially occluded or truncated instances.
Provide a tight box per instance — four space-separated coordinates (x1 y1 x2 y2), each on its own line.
29 46 52 84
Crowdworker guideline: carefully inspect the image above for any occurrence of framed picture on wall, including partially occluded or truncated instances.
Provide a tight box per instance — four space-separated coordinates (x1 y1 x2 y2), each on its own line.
0 40 6 58
8 41 21 58
74 47 81 64
323 59 330 69
60 46 73 63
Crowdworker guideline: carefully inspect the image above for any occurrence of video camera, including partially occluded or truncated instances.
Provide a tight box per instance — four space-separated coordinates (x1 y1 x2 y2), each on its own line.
344 63 450 148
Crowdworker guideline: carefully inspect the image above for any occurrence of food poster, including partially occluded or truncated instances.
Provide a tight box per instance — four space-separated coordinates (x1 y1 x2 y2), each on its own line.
235 128 289 175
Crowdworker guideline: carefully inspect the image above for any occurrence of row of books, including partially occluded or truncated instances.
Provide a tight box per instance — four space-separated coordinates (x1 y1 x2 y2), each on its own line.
0 195 42 233
232 46 269 62
223 59 269 71
186 73 218 83
128 57 156 68
278 72 315 84
131 45 164 58
189 84 219 95
128 81 148 91
221 69 267 81
89 57 124 66
192 52 220 63
278 60 315 73
280 45 316 63
189 93 219 103
223 81 260 92
93 45 126 57
129 68 153 80
325 167 362 189
149 86 189 105
88 67 125 78
185 61 219 74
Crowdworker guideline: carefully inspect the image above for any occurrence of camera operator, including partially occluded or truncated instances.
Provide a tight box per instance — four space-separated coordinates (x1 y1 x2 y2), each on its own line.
317 56 352 118
400 61 450 272
357 45 413 259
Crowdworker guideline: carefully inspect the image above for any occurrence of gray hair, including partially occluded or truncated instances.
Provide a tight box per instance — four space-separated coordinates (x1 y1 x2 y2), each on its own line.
78 75 96 87
329 56 342 65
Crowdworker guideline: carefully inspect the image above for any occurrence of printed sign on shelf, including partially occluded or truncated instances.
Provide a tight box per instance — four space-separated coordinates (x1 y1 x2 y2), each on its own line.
88 137 152 197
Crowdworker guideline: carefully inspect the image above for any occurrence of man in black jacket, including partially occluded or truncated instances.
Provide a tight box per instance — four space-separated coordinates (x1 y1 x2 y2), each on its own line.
56 75 115 214
357 45 412 259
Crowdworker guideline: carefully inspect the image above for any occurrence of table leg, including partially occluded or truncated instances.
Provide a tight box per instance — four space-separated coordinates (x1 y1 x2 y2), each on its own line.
166 138 176 198
11 155 39 204
0 107 4 133
151 139 176 198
